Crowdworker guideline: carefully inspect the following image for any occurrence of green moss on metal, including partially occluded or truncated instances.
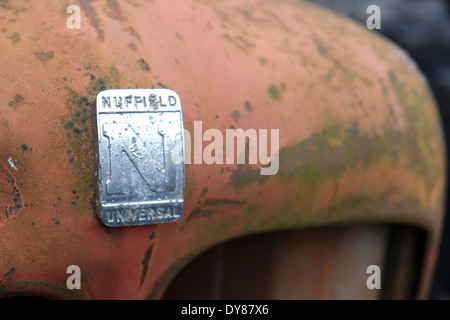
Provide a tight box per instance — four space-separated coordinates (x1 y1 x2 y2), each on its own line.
313 35 328 56
34 51 54 61
258 57 267 66
268 85 280 99
60 73 121 215
8 94 24 107
388 70 442 187
110 66 119 80
231 111 437 192
245 203 260 216
7 32 20 43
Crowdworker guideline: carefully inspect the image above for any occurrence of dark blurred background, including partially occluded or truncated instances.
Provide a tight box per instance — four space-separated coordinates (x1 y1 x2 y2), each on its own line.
304 0 450 299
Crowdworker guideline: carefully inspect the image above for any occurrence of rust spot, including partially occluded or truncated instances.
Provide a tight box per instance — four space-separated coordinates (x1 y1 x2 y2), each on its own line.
204 198 244 206
0 267 15 292
137 58 150 71
4 268 14 278
231 110 240 123
0 0 11 10
313 34 328 56
106 0 123 20
186 208 217 223
261 9 292 33
157 81 168 89
7 32 20 43
139 243 154 287
34 51 54 61
78 0 104 41
222 33 253 54
244 101 252 111
0 165 23 220
8 94 23 107
126 26 141 40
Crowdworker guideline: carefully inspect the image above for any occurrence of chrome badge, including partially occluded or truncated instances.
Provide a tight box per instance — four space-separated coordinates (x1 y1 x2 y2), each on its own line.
94 89 185 227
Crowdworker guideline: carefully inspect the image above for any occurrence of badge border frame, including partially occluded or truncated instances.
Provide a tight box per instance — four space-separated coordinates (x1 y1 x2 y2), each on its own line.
93 88 185 227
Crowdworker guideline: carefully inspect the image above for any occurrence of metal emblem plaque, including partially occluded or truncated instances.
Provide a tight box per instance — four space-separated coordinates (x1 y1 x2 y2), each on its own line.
94 89 185 227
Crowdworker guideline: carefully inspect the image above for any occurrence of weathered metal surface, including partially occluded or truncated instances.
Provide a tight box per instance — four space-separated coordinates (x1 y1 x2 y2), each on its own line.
0 0 446 299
